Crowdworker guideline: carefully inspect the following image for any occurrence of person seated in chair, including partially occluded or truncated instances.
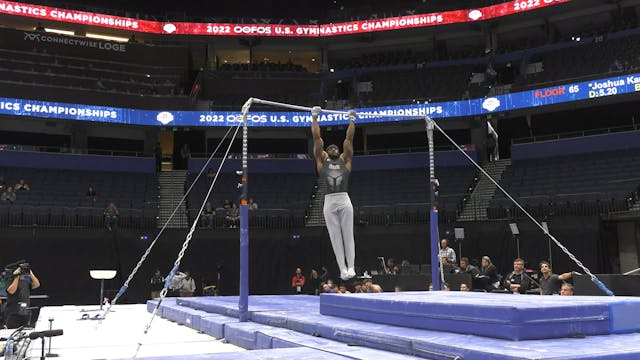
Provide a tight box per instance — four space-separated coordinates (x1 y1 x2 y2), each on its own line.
503 258 531 294
104 202 119 231
14 179 30 191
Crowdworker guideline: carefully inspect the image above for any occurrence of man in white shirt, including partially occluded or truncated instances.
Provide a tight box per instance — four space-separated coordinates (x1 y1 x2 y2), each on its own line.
438 239 457 264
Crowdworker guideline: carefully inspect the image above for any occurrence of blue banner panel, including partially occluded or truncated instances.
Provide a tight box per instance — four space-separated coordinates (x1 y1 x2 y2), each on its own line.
1 72 639 127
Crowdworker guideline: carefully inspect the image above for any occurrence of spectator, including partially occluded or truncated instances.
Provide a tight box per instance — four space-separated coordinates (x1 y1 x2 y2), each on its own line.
399 259 414 275
202 201 215 228
177 270 196 297
225 203 240 228
458 257 480 277
338 284 350 294
0 175 5 191
202 284 218 296
308 269 321 295
2 186 16 203
438 239 456 264
539 261 575 295
291 267 306 294
86 184 97 201
319 266 329 283
104 202 119 231
609 59 623 72
440 256 457 274
503 258 531 294
206 168 215 178
353 281 363 293
179 144 191 170
460 283 471 292
486 134 497 162
560 283 574 296
478 256 499 291
248 198 258 210
150 269 164 299
394 285 402 292
14 179 30 191
362 278 382 293
154 143 163 172
385 258 398 274
222 200 232 209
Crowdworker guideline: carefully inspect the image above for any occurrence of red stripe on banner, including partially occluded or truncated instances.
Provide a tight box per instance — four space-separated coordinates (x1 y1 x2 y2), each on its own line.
0 0 572 37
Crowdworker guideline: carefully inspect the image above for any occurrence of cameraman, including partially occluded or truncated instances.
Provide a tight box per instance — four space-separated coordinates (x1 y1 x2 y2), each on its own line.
5 264 40 328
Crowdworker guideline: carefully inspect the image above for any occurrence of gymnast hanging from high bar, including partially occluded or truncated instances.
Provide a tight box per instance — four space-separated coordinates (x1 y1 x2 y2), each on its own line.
311 106 357 281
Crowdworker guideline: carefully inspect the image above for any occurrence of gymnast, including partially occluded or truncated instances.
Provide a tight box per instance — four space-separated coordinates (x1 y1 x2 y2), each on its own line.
311 106 357 281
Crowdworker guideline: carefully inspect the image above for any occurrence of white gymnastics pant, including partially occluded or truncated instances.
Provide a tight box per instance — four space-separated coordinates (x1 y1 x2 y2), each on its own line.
323 192 355 274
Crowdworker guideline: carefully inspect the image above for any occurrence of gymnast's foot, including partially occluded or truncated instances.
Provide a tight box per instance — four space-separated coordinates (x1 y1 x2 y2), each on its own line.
345 268 356 280
340 269 350 281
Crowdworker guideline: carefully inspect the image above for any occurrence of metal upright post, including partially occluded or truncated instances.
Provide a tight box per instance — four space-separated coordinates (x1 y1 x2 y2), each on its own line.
426 117 441 291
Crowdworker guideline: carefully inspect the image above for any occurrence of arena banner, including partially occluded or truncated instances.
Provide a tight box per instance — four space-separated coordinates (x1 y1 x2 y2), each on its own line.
0 0 571 37
0 71 638 127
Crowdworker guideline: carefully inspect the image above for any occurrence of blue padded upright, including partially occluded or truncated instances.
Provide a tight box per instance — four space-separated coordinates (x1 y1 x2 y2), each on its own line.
320 292 640 340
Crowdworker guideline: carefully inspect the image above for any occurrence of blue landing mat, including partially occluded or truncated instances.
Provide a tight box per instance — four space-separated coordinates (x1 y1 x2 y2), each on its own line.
223 320 419 359
177 295 319 318
167 295 640 360
320 291 640 340
116 347 356 360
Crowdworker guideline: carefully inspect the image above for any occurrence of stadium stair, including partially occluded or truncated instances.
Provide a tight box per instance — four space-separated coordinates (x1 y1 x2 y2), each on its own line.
157 170 189 228
304 176 326 227
457 159 511 221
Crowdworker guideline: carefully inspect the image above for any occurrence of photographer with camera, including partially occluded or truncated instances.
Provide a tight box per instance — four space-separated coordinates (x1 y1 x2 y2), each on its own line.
4 262 40 328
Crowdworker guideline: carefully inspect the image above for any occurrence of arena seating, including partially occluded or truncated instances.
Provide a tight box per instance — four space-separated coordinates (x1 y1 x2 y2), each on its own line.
186 172 316 228
0 27 190 109
518 32 640 89
488 149 640 219
357 64 475 104
350 166 476 225
0 167 157 228
202 70 323 110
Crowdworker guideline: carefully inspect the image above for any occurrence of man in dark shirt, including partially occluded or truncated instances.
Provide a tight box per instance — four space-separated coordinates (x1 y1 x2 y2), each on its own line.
312 106 357 281
150 269 164 299
504 258 530 294
5 265 40 328
458 257 480 277
539 261 575 295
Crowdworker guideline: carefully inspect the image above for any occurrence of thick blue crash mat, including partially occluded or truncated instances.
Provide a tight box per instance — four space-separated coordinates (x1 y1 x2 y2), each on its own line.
155 295 640 359
146 298 176 318
115 347 356 360
224 320 419 359
251 308 640 360
177 295 319 318
320 291 640 340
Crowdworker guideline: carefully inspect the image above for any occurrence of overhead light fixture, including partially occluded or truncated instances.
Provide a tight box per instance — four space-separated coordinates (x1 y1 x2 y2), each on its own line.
44 28 75 36
85 33 129 42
